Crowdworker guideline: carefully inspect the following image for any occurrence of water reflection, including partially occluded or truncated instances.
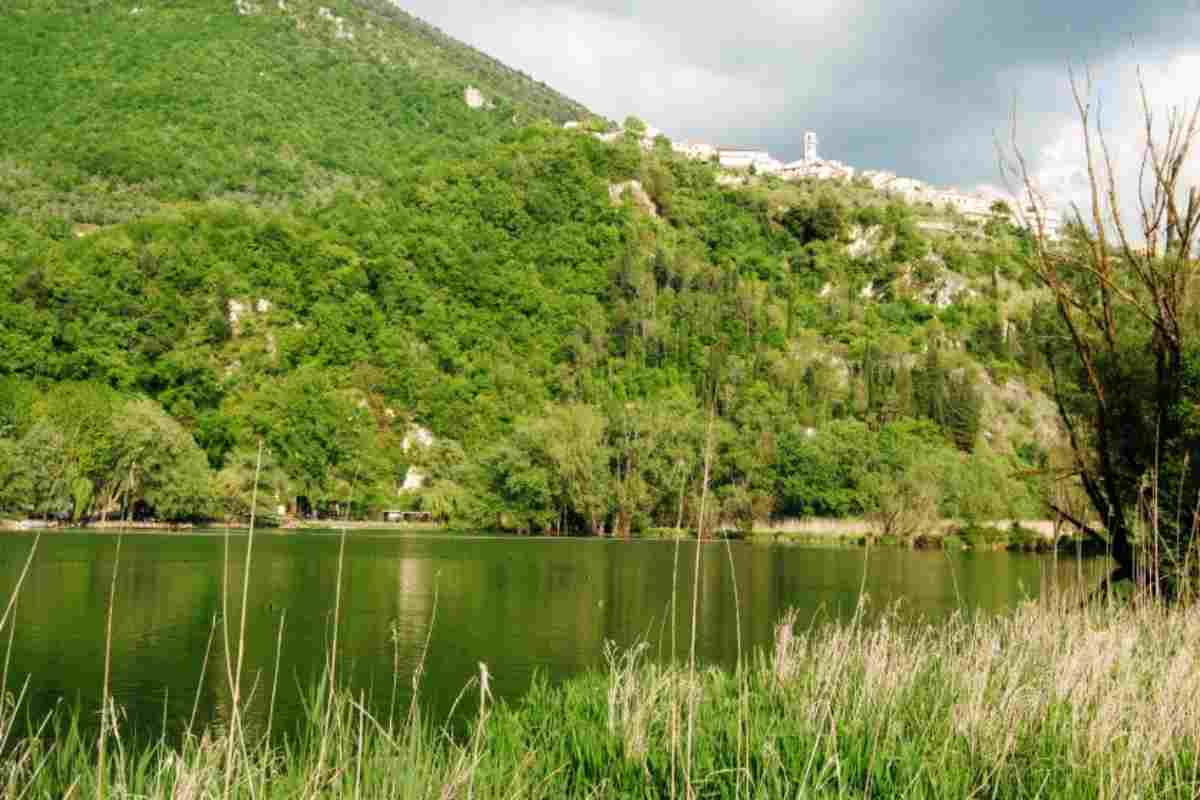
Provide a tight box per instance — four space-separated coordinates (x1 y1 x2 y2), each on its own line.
0 532 1102 739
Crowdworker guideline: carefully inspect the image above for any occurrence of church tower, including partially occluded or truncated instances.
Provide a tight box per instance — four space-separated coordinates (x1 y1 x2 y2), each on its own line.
804 131 819 163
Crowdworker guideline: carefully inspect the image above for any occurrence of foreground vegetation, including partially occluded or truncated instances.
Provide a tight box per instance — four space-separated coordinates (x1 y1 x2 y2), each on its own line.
5 597 1198 798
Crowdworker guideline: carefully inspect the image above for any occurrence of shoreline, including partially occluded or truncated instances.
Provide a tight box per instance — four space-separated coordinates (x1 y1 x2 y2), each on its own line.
1 517 1101 553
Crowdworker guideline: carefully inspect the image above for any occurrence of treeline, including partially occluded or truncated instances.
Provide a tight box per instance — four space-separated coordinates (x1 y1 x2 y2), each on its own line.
416 397 1039 538
0 374 402 523
0 375 1038 535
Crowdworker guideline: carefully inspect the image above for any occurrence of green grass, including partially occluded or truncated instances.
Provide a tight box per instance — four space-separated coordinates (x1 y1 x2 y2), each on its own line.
8 599 1200 798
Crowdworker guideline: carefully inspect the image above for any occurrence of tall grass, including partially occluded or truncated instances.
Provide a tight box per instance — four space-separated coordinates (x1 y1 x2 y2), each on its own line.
6 595 1200 798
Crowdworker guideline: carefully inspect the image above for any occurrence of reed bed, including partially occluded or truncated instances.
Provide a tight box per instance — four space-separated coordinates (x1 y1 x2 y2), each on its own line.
4 595 1200 799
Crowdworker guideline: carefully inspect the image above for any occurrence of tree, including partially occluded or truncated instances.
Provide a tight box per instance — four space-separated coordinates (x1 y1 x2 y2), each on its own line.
15 422 71 519
623 116 647 137
0 438 27 512
40 382 124 521
941 447 1036 528
1006 69 1200 596
111 398 213 521
859 451 946 541
0 377 35 440
608 393 704 537
212 447 291 522
775 420 876 517
944 372 983 451
782 195 847 246
524 403 612 536
246 369 373 511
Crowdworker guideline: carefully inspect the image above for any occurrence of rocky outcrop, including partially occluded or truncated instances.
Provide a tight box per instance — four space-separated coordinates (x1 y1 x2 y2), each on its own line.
608 180 659 218
400 425 436 492
846 224 886 259
464 86 486 109
317 6 353 39
227 297 273 337
922 269 976 309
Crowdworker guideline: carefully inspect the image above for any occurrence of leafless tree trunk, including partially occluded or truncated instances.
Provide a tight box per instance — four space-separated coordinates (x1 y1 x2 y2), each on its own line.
1003 66 1200 594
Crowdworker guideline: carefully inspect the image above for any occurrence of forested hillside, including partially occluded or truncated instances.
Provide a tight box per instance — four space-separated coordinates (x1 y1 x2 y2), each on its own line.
0 0 1062 535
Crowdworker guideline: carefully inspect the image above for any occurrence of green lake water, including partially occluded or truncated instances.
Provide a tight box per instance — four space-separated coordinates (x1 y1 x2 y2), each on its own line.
0 531 1101 740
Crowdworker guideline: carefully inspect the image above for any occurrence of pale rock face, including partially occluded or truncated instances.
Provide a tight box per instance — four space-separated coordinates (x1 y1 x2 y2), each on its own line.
924 270 976 309
402 426 435 452
464 86 486 110
846 225 883 259
400 426 435 493
608 181 658 217
227 298 273 336
315 8 352 39
227 299 248 336
401 468 427 492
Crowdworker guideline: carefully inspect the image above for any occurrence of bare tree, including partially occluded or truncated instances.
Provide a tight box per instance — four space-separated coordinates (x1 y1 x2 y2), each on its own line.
1003 67 1200 596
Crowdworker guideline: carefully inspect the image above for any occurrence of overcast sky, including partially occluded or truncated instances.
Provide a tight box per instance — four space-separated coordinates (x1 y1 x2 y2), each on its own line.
397 0 1200 200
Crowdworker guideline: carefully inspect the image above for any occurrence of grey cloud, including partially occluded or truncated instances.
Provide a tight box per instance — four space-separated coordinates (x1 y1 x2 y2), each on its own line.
397 0 1200 187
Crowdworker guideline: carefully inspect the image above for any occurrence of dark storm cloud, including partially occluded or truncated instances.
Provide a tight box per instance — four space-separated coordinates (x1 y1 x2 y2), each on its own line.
396 0 1200 187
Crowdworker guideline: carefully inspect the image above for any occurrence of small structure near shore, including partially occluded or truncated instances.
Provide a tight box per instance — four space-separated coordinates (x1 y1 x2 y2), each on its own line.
382 510 434 523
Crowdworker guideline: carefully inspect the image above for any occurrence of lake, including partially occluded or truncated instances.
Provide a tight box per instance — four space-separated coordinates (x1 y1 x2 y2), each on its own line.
0 531 1101 740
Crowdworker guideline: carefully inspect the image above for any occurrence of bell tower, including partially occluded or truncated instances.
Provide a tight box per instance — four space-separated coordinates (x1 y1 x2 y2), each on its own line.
803 131 819 163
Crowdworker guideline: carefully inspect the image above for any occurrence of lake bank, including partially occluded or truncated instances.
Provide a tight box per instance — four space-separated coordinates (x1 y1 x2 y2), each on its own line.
2 515 1090 553
640 518 1098 553
13 599 1194 799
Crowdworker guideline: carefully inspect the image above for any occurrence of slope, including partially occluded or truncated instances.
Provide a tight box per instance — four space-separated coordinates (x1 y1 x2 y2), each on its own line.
0 0 591 224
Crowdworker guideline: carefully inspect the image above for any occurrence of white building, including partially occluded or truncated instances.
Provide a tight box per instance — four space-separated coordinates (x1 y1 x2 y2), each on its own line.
672 140 717 162
803 131 819 163
1019 189 1063 240
718 146 776 172
860 170 897 190
780 158 855 182
925 189 994 220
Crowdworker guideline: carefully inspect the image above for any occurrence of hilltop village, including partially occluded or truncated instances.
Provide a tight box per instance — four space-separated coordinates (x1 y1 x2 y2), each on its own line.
565 120 1063 239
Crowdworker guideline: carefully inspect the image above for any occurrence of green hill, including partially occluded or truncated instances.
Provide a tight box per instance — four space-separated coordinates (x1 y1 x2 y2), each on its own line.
0 1 1061 536
0 0 591 223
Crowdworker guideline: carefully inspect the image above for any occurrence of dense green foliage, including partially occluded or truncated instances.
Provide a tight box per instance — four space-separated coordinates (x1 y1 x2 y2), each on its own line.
0 1 1054 532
